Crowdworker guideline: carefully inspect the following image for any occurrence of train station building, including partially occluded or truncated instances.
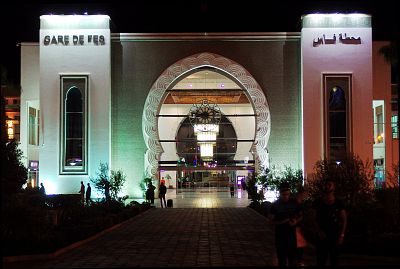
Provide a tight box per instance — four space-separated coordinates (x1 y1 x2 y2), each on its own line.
19 13 398 197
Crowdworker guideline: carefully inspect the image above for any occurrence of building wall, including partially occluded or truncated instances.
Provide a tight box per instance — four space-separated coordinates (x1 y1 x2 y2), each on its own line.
111 37 302 198
20 43 40 168
302 15 373 178
39 16 111 195
373 41 399 176
19 15 395 198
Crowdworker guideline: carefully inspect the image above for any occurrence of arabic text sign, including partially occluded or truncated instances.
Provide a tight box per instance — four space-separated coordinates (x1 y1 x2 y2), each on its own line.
313 33 361 47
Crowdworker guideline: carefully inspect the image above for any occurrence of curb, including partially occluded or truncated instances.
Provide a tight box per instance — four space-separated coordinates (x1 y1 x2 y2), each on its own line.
3 207 155 263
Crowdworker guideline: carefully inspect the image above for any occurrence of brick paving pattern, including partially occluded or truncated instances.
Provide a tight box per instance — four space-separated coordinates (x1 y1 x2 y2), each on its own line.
38 208 276 268
4 194 400 268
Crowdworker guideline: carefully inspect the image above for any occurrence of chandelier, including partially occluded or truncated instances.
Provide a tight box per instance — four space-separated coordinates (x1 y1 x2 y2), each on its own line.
189 99 221 161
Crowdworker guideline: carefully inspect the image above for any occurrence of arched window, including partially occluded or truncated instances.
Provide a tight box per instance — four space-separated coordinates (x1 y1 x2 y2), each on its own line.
324 74 352 162
60 76 88 174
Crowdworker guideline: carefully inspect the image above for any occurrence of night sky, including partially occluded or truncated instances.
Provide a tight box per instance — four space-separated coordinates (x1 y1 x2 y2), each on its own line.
1 0 398 84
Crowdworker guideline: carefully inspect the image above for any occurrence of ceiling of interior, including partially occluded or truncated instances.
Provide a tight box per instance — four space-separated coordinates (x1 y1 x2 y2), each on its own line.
164 70 250 104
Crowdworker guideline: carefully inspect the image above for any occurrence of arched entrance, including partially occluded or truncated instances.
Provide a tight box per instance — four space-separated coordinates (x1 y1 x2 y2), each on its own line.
142 52 270 178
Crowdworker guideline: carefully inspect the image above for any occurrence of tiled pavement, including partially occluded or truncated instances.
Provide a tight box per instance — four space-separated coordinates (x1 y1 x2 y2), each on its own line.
151 188 252 208
24 208 276 268
4 189 400 267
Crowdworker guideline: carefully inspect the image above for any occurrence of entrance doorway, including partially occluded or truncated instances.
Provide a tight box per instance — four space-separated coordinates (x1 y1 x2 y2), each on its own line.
158 167 253 208
143 52 271 179
158 67 256 195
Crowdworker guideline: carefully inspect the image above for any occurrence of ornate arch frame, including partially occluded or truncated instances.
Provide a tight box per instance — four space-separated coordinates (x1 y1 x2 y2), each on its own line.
142 52 270 177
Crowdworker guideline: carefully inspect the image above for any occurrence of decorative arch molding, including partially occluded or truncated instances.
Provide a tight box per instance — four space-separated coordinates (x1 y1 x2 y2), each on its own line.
142 52 271 177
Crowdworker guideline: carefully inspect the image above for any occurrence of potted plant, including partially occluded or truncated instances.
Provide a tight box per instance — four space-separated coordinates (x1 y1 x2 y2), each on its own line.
165 174 173 189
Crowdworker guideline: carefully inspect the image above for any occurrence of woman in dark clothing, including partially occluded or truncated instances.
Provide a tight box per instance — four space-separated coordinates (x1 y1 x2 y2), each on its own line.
146 182 155 204
269 182 301 266
158 181 167 208
312 180 347 266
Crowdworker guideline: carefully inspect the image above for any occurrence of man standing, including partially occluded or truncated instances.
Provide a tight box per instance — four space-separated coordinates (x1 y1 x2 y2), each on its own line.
230 184 235 197
86 183 92 205
39 183 46 196
312 180 347 266
158 181 167 208
104 180 111 202
269 182 301 266
146 182 156 204
79 181 85 203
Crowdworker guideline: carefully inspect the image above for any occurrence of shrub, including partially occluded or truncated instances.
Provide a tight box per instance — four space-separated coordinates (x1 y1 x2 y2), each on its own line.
248 165 303 204
90 162 126 201
308 154 375 210
139 177 153 198
1 140 28 201
306 155 399 257
385 162 399 188
245 173 263 204
110 169 126 200
90 162 110 200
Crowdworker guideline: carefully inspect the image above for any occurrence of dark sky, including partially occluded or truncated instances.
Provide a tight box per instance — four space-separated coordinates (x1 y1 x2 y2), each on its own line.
1 0 398 84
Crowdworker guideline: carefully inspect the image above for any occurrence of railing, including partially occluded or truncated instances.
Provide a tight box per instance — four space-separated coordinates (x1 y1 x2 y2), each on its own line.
177 181 232 193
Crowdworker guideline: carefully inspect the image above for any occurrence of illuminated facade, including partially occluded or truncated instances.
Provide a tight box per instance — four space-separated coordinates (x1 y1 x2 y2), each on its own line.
18 14 398 198
2 84 21 142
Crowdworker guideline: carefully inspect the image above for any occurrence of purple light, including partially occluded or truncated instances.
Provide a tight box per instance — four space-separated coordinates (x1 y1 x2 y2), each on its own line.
237 176 245 186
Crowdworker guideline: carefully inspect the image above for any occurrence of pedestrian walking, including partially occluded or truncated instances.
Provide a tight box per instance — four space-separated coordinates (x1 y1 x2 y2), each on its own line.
158 181 167 208
103 179 111 202
269 182 301 266
146 182 155 204
230 184 235 197
79 181 85 203
39 182 46 196
86 183 92 205
312 179 347 266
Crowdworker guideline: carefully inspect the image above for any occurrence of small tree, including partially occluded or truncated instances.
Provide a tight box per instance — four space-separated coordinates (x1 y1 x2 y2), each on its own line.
260 165 304 193
90 162 109 200
246 172 263 204
386 162 399 188
139 177 153 198
110 169 126 200
1 140 28 200
90 162 126 201
309 154 375 210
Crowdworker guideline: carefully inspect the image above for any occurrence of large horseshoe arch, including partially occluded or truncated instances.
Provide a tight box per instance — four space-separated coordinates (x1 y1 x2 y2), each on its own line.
142 52 271 177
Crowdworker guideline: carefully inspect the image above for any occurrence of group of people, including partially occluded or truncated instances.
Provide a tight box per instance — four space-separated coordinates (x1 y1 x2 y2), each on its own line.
146 181 168 208
37 181 92 205
78 181 92 205
269 180 347 266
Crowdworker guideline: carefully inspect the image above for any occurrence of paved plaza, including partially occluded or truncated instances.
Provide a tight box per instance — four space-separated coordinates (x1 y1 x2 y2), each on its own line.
4 189 400 268
152 187 252 208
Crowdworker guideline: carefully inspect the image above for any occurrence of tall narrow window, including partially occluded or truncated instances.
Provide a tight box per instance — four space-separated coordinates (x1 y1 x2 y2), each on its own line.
323 74 352 162
29 107 39 145
375 105 384 143
373 100 386 187
60 75 88 174
392 115 398 139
